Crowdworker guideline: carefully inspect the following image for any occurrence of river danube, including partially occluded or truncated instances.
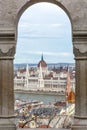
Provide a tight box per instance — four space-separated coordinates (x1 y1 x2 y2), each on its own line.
14 92 65 104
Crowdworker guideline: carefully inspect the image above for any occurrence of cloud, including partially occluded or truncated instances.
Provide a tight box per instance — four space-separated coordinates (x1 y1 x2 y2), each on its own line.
18 22 65 39
19 23 62 29
18 35 64 39
44 52 72 57
16 2 72 64
49 23 62 27
14 51 74 64
14 57 35 64
19 50 72 57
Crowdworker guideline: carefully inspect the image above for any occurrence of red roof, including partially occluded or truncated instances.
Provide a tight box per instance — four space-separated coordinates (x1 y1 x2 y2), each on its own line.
38 60 47 68
38 55 47 68
19 69 26 73
37 125 51 128
67 91 75 103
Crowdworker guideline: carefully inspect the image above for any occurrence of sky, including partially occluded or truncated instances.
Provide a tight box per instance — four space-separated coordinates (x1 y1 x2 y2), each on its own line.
14 2 74 64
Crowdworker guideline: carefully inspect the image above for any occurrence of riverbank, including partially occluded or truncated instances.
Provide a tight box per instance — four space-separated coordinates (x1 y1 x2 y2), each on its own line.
14 89 65 96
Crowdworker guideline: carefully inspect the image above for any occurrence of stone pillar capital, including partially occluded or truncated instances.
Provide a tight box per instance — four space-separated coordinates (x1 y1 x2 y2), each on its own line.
73 31 87 60
73 44 87 60
0 31 16 59
0 45 15 59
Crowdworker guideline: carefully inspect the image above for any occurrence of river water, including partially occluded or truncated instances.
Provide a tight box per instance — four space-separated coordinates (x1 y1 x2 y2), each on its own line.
14 92 65 104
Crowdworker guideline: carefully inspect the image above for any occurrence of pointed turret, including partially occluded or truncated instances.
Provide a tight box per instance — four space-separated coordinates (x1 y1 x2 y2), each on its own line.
41 53 43 61
66 66 71 97
25 64 29 78
66 66 75 103
25 64 30 87
39 63 43 79
38 63 44 89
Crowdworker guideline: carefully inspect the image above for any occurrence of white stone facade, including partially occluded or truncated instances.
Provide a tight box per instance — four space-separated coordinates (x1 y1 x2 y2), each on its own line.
14 63 75 93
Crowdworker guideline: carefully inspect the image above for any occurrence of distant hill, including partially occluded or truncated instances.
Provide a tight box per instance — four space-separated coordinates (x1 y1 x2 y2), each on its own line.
47 63 75 67
14 63 75 70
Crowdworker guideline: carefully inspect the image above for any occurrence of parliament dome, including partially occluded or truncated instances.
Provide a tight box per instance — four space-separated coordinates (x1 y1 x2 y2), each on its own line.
38 55 47 68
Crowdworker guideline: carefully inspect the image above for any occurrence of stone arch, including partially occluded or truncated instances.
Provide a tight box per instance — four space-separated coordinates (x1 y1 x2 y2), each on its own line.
16 0 72 29
15 0 74 125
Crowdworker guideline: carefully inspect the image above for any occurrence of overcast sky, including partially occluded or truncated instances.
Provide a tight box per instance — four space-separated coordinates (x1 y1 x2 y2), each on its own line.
14 2 74 64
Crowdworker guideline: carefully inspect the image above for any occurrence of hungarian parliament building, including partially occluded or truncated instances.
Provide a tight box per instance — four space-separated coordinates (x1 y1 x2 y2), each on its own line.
14 55 75 93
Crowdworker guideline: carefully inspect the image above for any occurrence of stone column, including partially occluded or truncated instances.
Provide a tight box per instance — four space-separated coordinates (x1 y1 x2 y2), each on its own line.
72 32 87 130
0 32 16 130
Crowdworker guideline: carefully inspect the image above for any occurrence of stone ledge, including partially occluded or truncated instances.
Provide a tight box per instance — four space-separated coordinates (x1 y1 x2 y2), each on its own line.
72 125 87 130
0 119 16 130
17 128 70 130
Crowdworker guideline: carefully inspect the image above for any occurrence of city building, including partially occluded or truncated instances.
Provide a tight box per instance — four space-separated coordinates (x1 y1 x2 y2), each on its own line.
14 55 75 93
